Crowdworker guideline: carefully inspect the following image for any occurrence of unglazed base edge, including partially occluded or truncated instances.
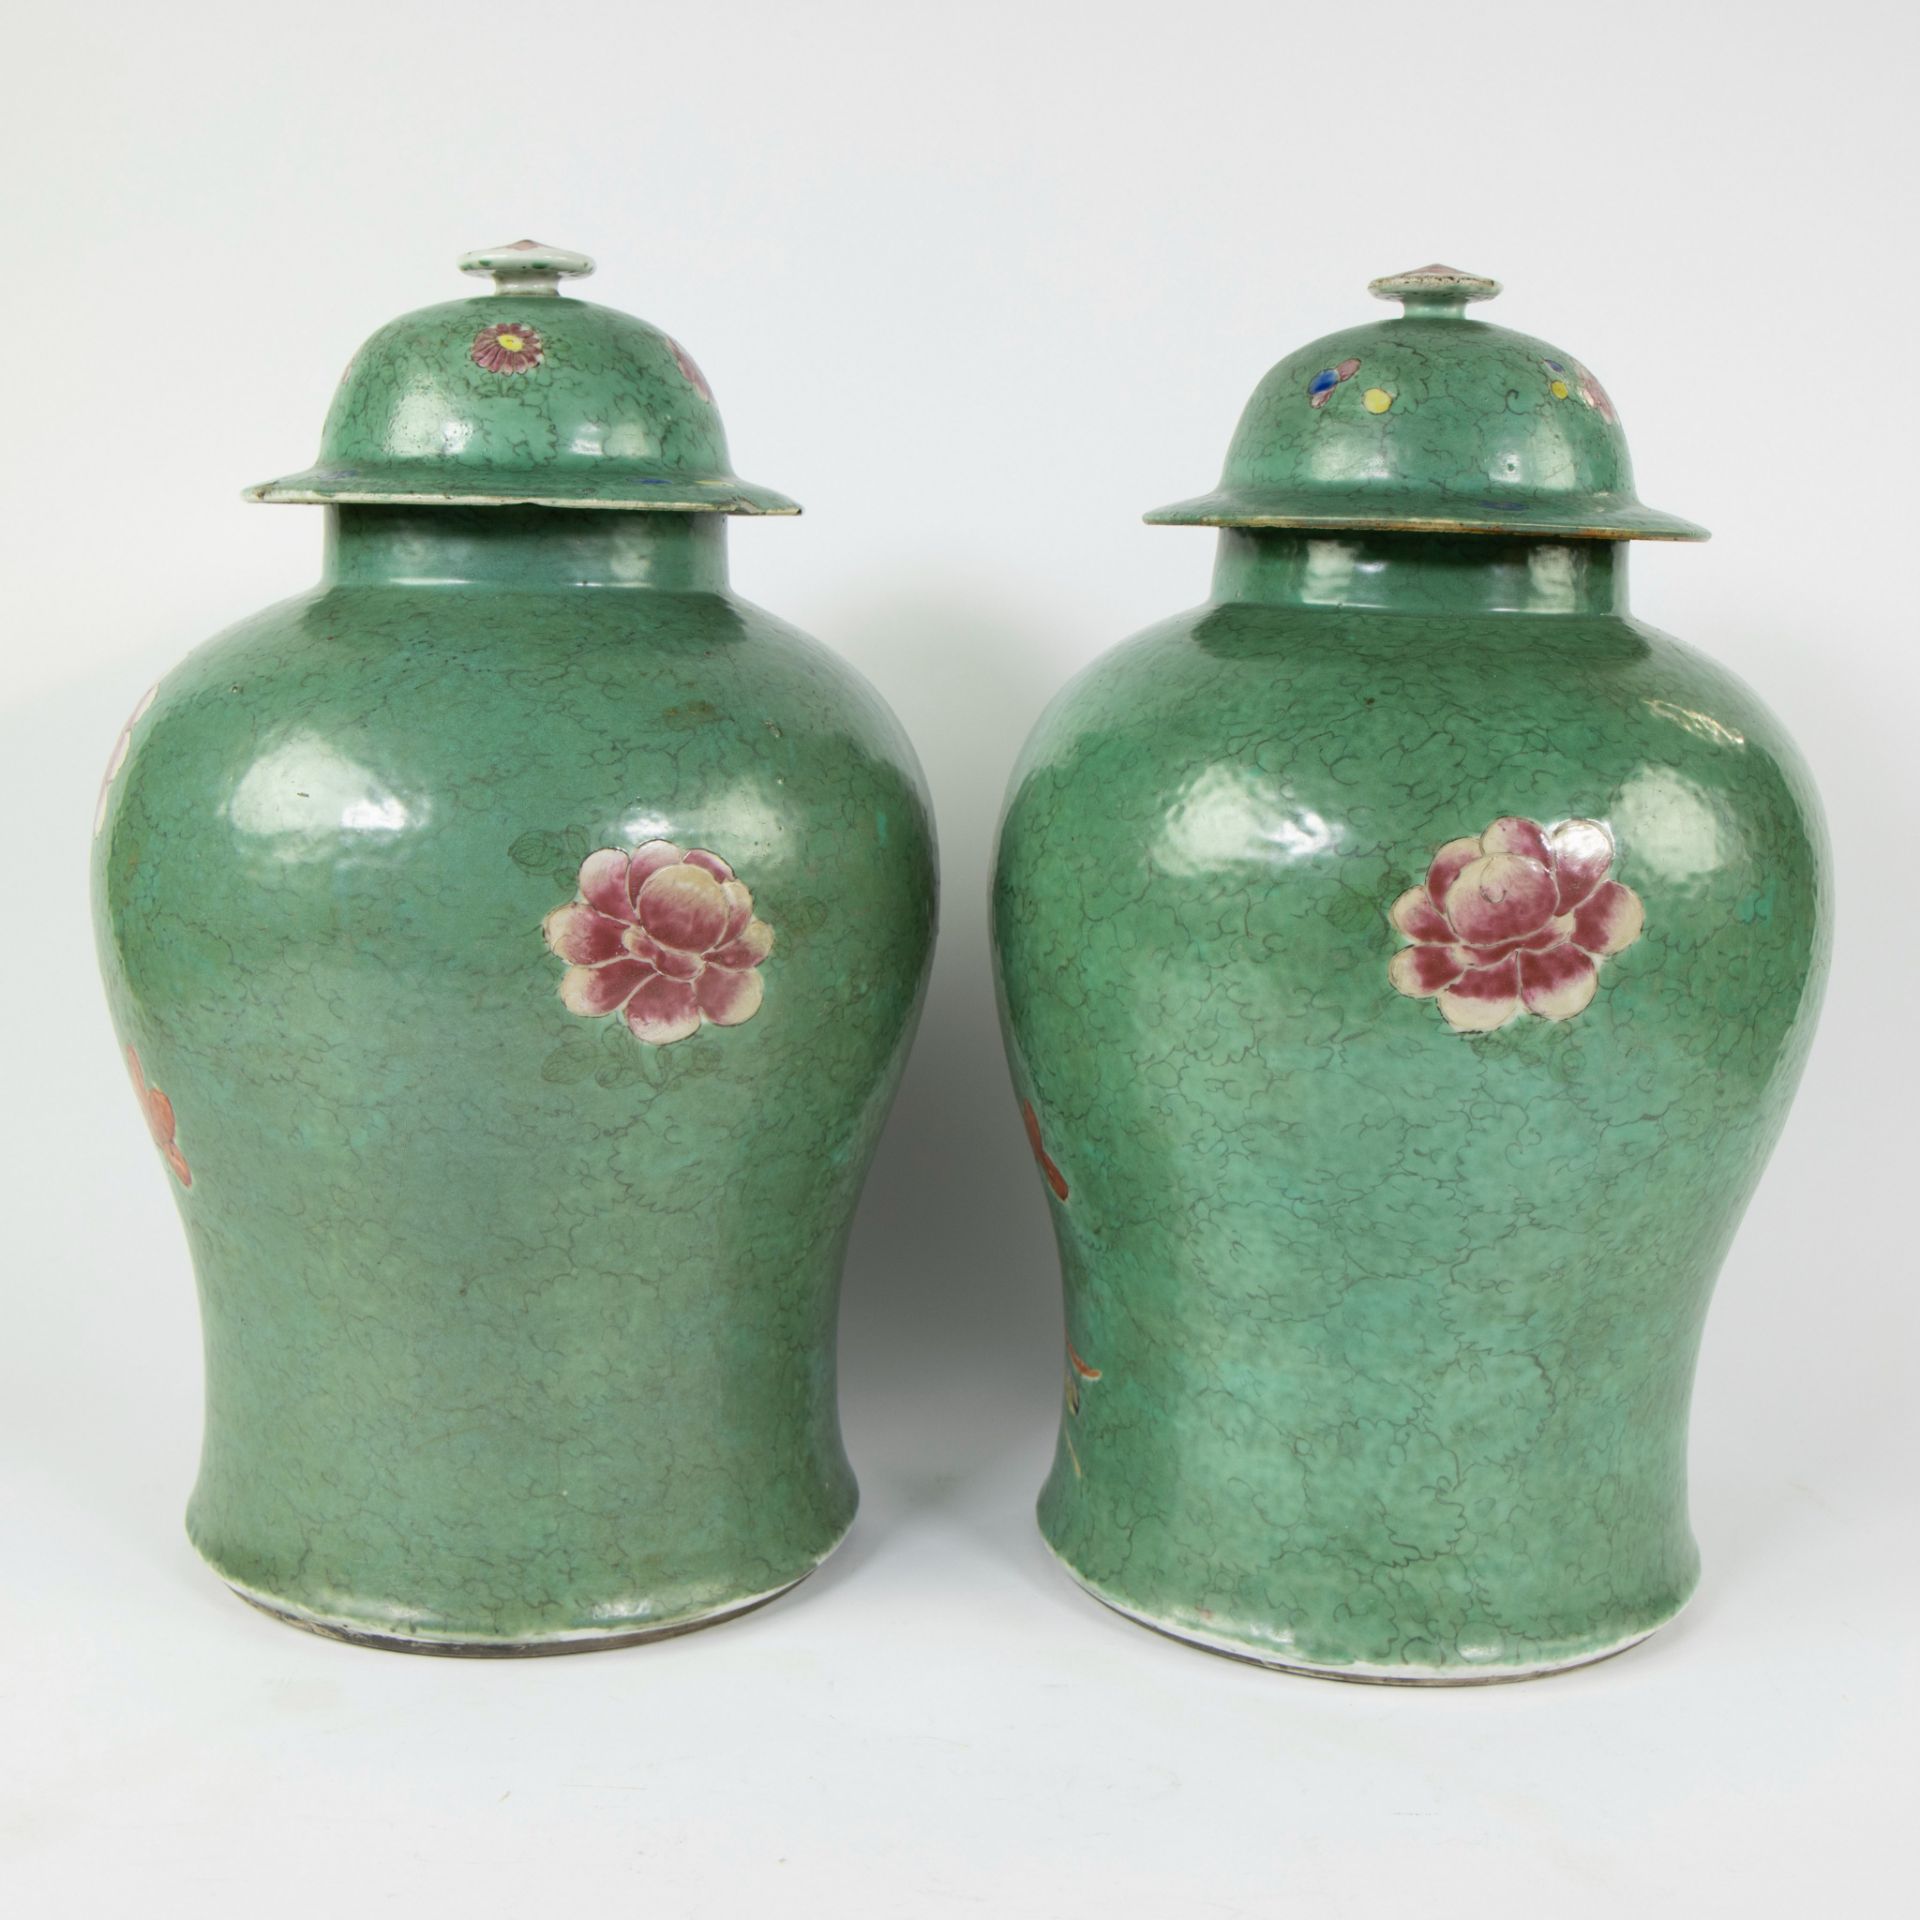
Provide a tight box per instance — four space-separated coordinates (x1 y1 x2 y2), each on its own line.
1044 1539 1692 1686
206 1523 851 1658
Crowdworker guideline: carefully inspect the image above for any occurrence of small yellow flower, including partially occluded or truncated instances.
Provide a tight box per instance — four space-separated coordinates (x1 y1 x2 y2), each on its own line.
1362 387 1394 413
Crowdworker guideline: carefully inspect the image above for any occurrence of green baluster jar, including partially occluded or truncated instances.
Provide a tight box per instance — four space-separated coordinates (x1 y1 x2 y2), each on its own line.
992 265 1829 1682
92 242 936 1654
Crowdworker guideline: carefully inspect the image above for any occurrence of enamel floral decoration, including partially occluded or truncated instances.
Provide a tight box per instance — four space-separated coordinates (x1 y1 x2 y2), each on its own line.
470 320 545 374
1021 1099 1069 1201
126 1046 191 1188
1388 816 1645 1030
94 684 156 836
993 264 1827 1682
669 337 713 401
544 841 773 1046
94 240 935 1656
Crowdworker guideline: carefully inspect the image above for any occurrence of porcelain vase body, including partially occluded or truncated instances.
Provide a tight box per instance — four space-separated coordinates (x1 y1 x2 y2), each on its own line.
94 509 935 1652
992 532 1827 1682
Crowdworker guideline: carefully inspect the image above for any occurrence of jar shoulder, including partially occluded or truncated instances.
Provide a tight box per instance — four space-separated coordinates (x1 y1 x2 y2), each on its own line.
993 600 1830 1152
999 601 1824 869
133 582 927 794
94 583 937 965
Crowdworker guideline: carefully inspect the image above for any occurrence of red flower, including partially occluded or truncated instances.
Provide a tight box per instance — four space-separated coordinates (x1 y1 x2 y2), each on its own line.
669 337 712 402
1022 1099 1069 1200
95 684 157 837
1388 816 1644 1031
126 1046 191 1187
544 842 772 1047
471 321 545 375
1064 1335 1101 1413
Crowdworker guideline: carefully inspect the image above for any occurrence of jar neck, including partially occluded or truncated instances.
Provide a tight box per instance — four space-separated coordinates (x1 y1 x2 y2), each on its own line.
1209 530 1630 616
323 506 731 592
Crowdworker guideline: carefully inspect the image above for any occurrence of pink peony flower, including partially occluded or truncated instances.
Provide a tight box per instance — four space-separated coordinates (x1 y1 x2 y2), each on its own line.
1388 816 1644 1032
471 321 545 375
543 841 773 1047
127 1045 191 1187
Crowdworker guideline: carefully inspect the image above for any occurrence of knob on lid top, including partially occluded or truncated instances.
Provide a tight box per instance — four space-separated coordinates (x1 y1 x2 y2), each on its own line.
455 239 596 294
1366 262 1502 312
247 241 797 515
1146 265 1704 541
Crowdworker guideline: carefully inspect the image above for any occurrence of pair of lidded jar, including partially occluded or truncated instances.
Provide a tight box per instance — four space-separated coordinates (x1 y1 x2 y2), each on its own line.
95 247 1827 1679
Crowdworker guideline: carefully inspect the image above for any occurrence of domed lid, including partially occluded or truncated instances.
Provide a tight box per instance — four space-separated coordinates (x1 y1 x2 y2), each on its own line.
1147 264 1704 541
247 241 797 514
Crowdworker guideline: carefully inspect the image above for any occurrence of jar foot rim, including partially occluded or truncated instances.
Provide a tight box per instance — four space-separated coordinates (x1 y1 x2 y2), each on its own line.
200 1510 853 1658
222 1572 817 1657
1043 1537 1693 1686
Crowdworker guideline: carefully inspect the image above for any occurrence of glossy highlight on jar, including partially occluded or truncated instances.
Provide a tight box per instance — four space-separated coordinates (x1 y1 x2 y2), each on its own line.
992 264 1829 1683
93 241 936 1653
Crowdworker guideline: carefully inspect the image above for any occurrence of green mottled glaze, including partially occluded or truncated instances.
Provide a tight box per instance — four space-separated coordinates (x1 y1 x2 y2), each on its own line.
993 275 1828 1683
250 241 793 513
1148 263 1703 540
93 262 934 1653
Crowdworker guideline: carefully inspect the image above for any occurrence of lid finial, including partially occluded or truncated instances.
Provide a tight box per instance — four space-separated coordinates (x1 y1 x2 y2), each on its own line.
245 238 798 514
1141 263 1705 539
457 239 596 298
1368 263 1501 318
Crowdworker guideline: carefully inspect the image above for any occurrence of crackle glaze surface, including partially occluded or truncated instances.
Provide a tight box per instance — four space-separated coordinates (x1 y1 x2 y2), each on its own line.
94 508 935 1650
992 531 1828 1680
249 294 794 513
1147 300 1703 539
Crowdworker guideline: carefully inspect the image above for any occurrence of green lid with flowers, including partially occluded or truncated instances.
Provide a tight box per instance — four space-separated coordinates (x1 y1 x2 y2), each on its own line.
1147 264 1704 541
247 241 797 514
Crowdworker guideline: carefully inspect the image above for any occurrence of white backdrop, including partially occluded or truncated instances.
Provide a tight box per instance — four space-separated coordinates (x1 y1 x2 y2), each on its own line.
3 3 1913 1913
